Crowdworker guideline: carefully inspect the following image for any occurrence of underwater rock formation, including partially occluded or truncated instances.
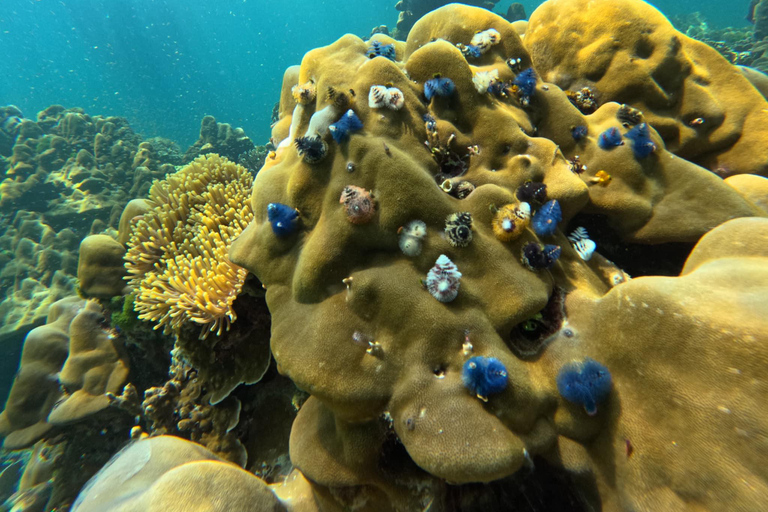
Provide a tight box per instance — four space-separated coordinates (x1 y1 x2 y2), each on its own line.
226 2 768 510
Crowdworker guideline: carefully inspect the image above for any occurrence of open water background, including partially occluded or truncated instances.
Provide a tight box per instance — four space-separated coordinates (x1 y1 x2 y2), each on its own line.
0 0 754 146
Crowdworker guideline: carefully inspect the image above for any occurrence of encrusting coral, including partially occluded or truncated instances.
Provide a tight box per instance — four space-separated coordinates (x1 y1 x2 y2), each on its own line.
227 2 768 510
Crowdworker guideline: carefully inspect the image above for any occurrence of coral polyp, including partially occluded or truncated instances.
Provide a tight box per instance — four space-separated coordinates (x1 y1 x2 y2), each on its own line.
462 356 508 400
340 185 376 224
267 202 299 237
531 199 562 236
425 254 462 302
492 202 531 242
557 358 612 416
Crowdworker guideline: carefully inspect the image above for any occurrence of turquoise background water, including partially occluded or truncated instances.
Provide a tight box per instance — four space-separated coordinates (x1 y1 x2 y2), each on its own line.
0 0 753 146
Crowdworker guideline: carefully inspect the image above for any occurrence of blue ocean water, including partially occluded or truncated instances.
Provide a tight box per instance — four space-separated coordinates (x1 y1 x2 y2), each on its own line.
0 0 753 146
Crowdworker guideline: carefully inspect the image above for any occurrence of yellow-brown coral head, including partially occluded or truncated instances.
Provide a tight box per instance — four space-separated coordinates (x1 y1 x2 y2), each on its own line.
492 202 531 242
125 154 253 338
340 185 376 224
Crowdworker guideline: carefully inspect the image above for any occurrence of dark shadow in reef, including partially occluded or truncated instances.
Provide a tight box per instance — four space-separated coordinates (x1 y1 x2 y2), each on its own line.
444 457 599 512
567 214 693 277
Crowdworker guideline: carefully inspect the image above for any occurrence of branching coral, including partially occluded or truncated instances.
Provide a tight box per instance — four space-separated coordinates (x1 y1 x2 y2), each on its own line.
124 154 253 339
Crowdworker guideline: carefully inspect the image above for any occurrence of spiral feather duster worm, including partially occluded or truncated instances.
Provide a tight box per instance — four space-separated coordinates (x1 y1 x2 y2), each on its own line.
598 127 624 149
267 203 299 237
329 109 363 143
531 199 562 236
424 75 456 101
340 185 376 224
462 356 508 400
557 358 612 415
624 122 657 159
426 254 462 302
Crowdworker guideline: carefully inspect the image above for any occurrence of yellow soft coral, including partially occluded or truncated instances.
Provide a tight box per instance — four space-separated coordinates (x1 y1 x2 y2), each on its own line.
125 154 253 338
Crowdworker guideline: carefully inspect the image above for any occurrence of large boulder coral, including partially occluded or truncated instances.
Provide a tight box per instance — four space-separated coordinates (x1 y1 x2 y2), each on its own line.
0 297 84 449
71 435 284 512
556 217 768 510
525 0 768 177
229 2 767 510
0 297 130 449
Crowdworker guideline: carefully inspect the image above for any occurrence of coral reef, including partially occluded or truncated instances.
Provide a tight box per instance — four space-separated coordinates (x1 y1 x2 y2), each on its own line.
0 105 179 230
141 352 247 465
3 2 768 511
225 2 768 510
0 212 78 335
